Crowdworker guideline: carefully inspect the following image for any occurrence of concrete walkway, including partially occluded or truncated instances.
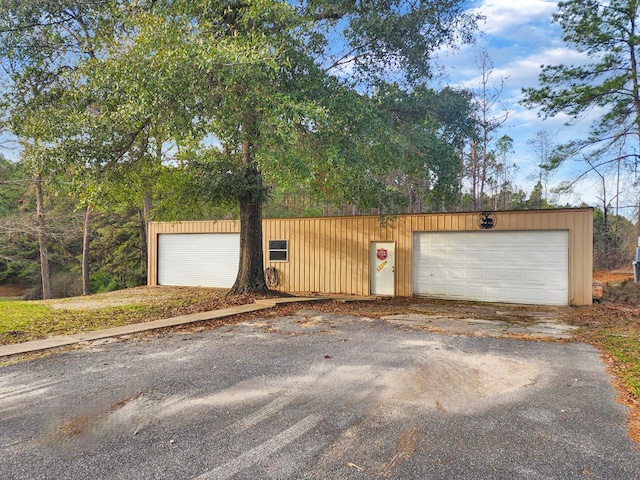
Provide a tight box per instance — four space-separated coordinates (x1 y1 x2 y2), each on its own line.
0 297 336 358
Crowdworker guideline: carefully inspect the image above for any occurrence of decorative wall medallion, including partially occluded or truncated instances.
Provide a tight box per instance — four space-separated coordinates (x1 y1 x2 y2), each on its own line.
479 211 497 230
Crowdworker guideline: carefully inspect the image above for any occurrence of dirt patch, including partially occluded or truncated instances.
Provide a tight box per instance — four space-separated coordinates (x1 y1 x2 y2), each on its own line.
0 285 25 298
41 286 222 310
594 270 634 284
592 270 640 306
39 286 291 315
379 350 539 414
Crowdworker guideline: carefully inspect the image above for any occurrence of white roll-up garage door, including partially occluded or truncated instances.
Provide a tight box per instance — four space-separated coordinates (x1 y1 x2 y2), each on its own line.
157 233 240 288
413 231 569 305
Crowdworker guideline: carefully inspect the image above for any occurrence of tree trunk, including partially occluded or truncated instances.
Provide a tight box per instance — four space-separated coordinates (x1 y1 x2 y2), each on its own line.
470 140 479 210
228 138 268 295
627 9 640 234
34 175 51 300
139 194 151 278
229 190 268 295
82 205 91 296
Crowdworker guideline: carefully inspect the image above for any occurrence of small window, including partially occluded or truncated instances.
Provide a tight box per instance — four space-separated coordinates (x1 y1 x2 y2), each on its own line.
269 240 288 262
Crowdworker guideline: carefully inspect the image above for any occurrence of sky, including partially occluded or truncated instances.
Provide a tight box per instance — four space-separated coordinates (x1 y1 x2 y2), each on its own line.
434 0 627 212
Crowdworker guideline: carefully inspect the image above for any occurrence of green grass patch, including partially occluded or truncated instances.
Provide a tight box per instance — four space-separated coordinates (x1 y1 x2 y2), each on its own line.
589 329 640 399
0 287 228 346
0 300 155 344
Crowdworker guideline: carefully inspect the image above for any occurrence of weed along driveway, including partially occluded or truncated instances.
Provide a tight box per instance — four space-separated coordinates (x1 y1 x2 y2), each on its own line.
1 309 640 479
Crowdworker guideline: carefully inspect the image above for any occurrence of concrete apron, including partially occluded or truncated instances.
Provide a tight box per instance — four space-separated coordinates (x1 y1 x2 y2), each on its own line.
382 311 579 340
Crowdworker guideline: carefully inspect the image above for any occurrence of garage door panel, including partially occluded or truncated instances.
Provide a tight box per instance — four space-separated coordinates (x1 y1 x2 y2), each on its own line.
467 286 485 297
158 233 240 288
502 269 522 282
450 285 467 296
413 231 569 306
547 271 566 284
547 290 568 304
485 269 505 282
545 252 566 264
432 284 450 296
450 268 466 280
524 270 545 284
467 269 484 281
504 252 521 263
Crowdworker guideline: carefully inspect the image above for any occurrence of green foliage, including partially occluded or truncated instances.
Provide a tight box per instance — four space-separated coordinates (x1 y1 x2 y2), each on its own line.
0 0 482 294
49 271 83 299
0 162 150 294
593 331 640 399
0 156 25 215
522 0 640 173
88 208 148 291
527 182 547 210
188 150 270 206
369 84 474 211
302 0 480 84
0 171 80 288
89 273 126 294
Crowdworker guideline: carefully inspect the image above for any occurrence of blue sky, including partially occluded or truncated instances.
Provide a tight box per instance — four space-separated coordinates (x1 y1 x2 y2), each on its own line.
434 0 622 210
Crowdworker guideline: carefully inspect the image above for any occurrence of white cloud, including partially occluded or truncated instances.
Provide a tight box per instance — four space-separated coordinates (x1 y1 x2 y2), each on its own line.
497 47 590 91
431 0 625 204
470 0 558 35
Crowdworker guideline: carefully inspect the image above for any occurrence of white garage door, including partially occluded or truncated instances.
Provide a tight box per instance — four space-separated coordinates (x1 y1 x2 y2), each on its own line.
413 231 569 306
158 233 240 288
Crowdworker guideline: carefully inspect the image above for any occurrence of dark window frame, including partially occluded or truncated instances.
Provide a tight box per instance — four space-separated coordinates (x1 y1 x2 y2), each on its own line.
268 239 288 262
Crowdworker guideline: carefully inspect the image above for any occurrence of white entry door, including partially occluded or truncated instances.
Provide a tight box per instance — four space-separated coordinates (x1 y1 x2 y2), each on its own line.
371 242 395 296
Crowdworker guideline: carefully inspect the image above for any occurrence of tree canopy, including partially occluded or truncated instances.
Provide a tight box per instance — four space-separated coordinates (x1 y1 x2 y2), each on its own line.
0 0 482 294
522 0 640 175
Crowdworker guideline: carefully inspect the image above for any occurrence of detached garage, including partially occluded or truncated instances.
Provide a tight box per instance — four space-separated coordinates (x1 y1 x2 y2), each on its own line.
148 208 593 305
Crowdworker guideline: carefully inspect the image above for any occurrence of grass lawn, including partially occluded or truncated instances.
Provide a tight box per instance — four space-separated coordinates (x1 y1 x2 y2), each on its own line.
0 286 228 345
0 300 154 343
595 331 640 398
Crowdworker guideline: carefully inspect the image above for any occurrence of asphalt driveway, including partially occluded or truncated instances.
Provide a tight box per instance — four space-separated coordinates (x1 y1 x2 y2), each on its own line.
1 309 639 479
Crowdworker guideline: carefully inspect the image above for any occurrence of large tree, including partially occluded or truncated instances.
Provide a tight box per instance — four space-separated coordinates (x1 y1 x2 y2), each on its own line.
2 0 479 295
66 0 478 294
522 0 640 223
367 83 475 212
0 0 119 297
0 0 202 295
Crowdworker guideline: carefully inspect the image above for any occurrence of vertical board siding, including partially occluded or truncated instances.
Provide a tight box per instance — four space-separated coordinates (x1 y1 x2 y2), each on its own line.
148 208 593 305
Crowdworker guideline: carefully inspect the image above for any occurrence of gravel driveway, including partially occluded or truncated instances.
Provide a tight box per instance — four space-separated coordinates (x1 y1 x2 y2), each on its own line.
1 310 639 479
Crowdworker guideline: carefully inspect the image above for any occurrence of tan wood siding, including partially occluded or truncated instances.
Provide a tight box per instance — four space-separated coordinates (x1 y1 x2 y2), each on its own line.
148 208 593 305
